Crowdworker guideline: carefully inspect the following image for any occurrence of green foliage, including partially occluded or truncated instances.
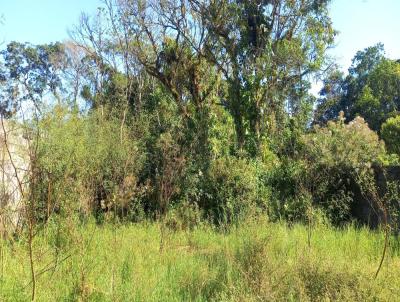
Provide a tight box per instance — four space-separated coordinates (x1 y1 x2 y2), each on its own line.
0 1 346 228
315 68 345 124
268 114 388 225
266 157 309 222
208 104 236 159
353 86 382 130
381 115 400 155
177 0 336 151
3 4 400 301
316 44 400 131
164 201 202 232
0 41 65 115
204 157 269 223
353 59 400 130
36 106 145 220
305 115 384 169
302 115 385 224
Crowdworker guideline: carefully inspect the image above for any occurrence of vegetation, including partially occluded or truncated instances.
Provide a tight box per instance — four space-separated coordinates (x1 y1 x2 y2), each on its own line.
381 115 400 156
1 218 400 301
315 43 400 131
0 0 400 300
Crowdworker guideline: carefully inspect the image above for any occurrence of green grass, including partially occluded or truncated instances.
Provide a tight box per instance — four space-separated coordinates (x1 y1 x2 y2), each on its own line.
1 217 400 301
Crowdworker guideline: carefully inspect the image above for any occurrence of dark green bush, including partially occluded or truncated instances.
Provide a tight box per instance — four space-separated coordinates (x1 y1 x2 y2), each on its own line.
381 115 400 155
203 156 269 224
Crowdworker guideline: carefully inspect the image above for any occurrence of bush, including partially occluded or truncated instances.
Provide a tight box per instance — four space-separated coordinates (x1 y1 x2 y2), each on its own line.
268 114 388 225
36 106 145 221
266 158 309 222
164 201 202 232
304 115 384 169
203 156 269 224
381 115 400 155
302 114 386 224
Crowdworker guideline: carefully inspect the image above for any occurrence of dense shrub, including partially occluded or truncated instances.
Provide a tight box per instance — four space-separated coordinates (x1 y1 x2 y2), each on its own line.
203 157 269 223
266 158 309 222
150 131 187 216
381 115 400 155
36 106 145 221
31 105 394 227
267 114 389 225
305 115 385 167
302 114 386 224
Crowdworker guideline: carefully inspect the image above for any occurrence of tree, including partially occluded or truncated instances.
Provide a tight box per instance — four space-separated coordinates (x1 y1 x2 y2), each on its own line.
190 0 336 152
355 59 400 130
91 0 224 167
314 67 345 124
315 44 400 131
87 0 335 155
0 41 66 300
0 42 65 116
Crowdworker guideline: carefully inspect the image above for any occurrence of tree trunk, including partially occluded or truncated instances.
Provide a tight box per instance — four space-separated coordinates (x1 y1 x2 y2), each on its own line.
230 81 245 152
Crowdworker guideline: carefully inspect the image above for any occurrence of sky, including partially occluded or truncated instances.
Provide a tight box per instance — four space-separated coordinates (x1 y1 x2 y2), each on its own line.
328 0 400 71
1 0 399 74
0 0 101 44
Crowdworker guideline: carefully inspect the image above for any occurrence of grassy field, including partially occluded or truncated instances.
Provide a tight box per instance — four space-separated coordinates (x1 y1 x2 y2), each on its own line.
1 217 400 301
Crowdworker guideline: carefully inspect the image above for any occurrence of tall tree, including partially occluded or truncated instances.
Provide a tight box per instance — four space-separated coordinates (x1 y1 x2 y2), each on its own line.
107 0 335 154
314 67 345 124
70 5 157 115
189 0 335 152
315 44 400 131
104 0 221 163
0 42 65 116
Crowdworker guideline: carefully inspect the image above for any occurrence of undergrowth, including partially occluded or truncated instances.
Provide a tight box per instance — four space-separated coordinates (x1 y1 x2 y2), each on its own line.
0 217 399 301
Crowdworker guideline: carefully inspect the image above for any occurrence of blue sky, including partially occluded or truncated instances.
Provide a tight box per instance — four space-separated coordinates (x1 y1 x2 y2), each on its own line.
1 0 399 73
0 0 101 43
329 0 400 71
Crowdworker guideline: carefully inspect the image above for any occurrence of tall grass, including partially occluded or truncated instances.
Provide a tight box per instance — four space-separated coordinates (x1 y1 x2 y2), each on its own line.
1 217 400 301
